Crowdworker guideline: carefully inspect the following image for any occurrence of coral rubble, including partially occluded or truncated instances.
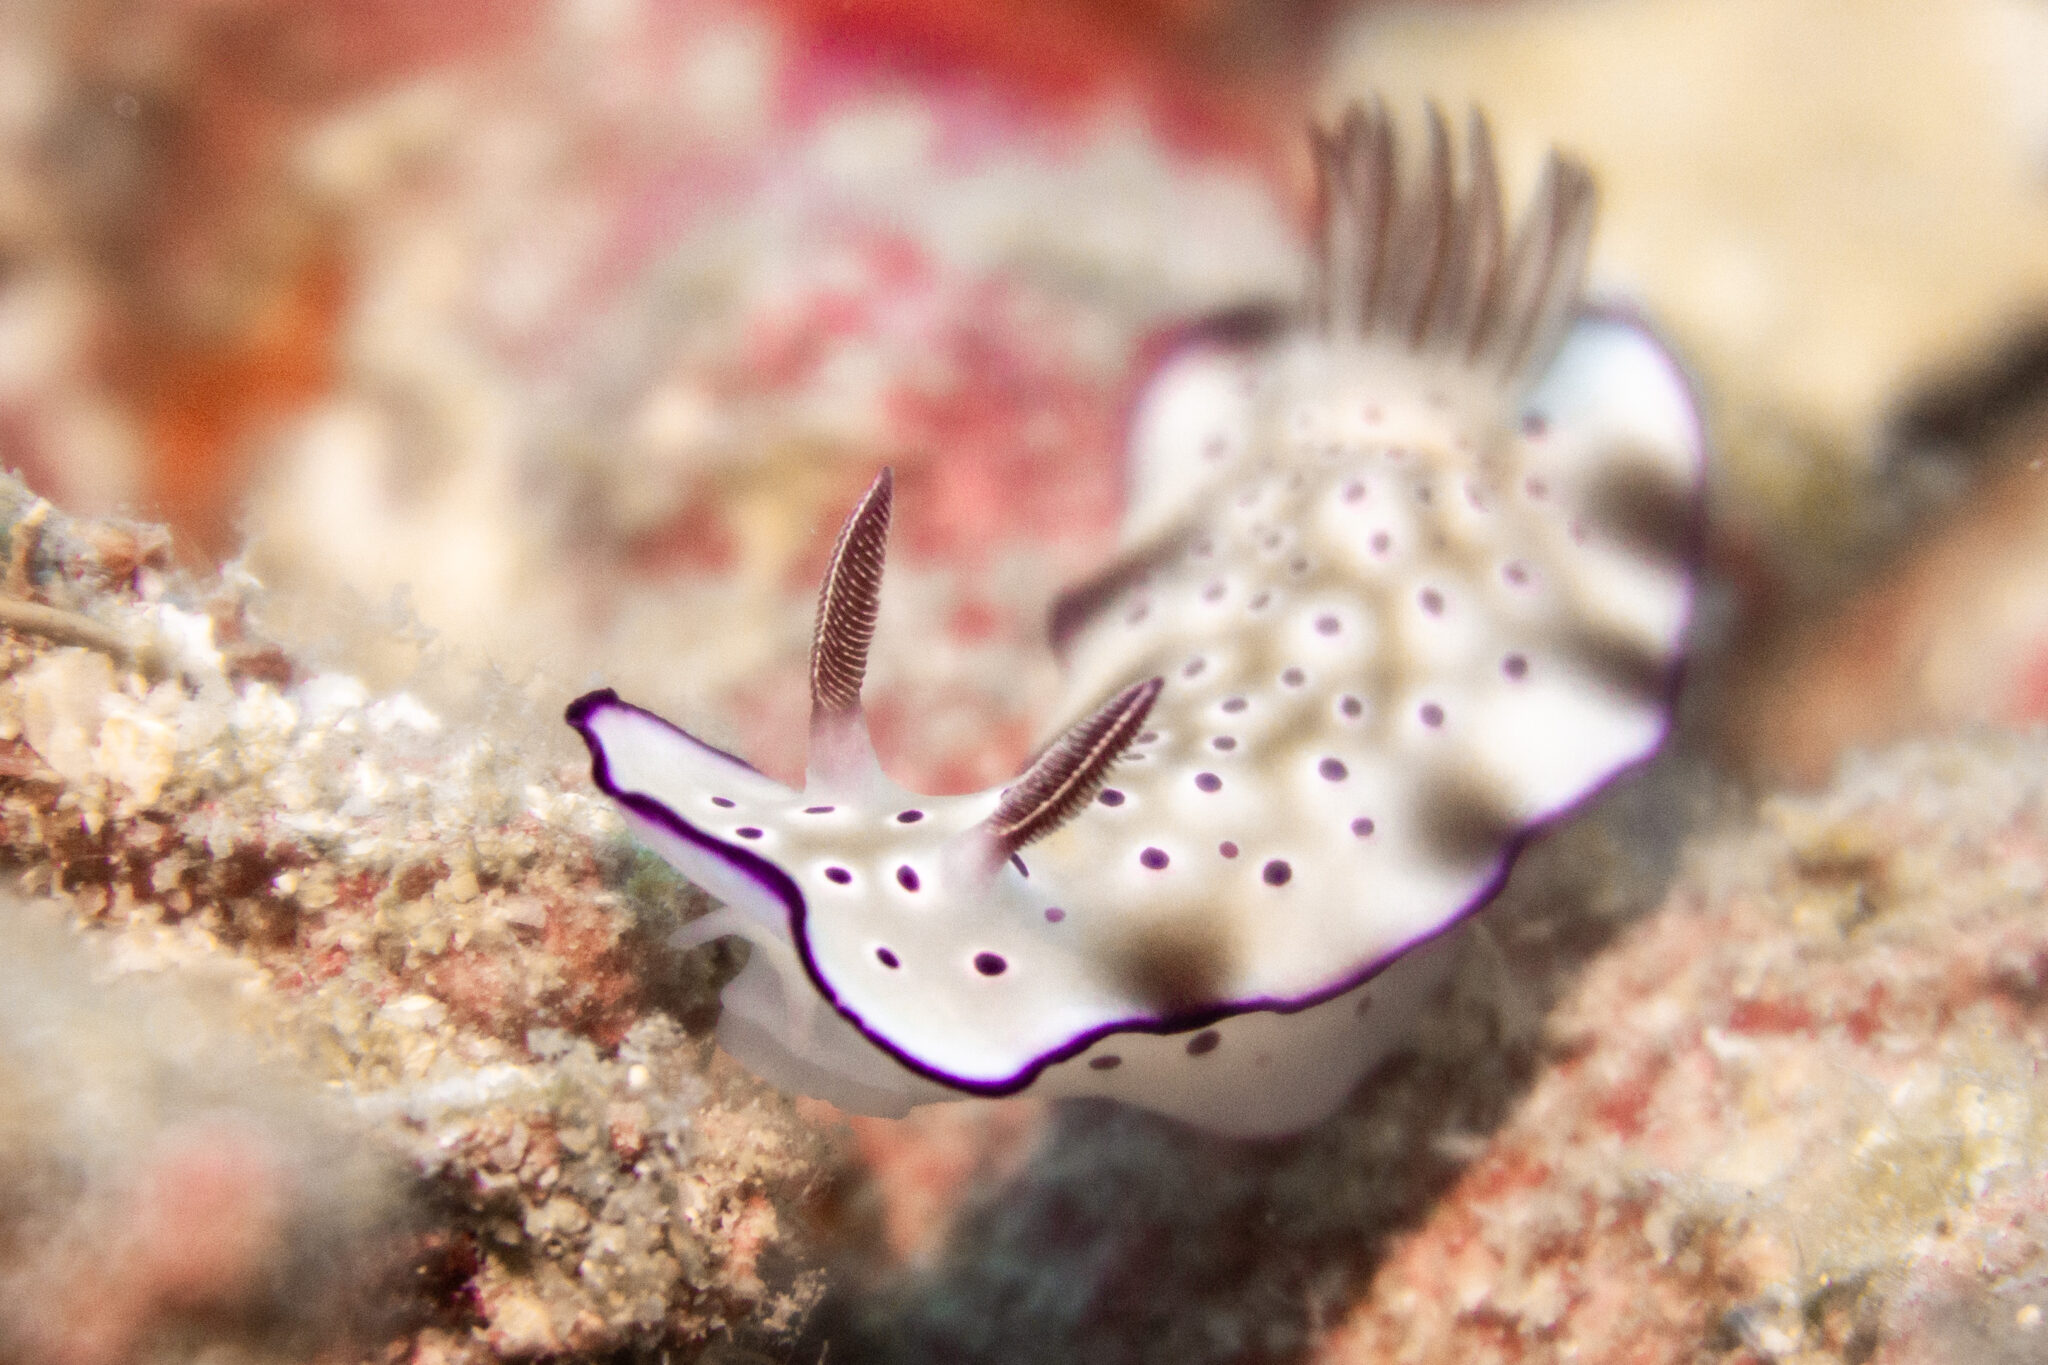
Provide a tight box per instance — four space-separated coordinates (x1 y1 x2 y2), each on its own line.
0 481 836 1362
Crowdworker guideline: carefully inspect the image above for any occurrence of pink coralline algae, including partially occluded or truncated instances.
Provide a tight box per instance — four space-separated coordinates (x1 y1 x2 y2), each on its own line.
1312 732 2048 1364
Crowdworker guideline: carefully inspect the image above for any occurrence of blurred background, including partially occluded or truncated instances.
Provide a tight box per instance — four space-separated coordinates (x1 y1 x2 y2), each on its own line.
7 5 2048 1363
4 0 2048 789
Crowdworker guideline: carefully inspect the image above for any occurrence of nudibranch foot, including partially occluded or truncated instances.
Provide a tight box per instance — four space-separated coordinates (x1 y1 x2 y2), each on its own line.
569 100 1703 1136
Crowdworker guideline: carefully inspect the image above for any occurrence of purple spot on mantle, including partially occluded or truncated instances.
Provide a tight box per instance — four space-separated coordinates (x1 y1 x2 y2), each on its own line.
1341 481 1365 503
1319 758 1347 781
1250 591 1271 610
875 947 899 968
1212 735 1237 751
1419 588 1445 616
1089 1055 1122 1071
1182 657 1207 678
1222 696 1247 713
735 827 763 839
1522 411 1549 438
897 865 921 892
1044 906 1065 923
1351 817 1375 837
1339 695 1363 718
1140 847 1170 870
1281 667 1306 687
1316 614 1340 635
1370 531 1392 555
1099 788 1126 807
1186 1029 1221 1056
1262 859 1293 886
973 952 1007 977
1010 853 1029 876
825 866 852 884
1503 653 1529 680
1503 561 1530 586
1420 702 1445 728
804 805 836 814
896 809 924 824
1218 841 1239 859
711 796 736 809
1195 772 1222 793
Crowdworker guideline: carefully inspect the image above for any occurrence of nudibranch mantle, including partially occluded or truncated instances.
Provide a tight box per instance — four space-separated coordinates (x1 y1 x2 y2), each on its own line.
569 104 1704 1137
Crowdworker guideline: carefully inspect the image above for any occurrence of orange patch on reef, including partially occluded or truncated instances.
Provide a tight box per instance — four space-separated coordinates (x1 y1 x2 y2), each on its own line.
1591 1075 1654 1141
296 0 547 87
845 1101 1047 1266
1461 1147 1554 1204
1840 981 1889 1045
311 942 351 982
538 896 642 1047
61 0 551 562
333 870 386 911
2008 641 2048 721
423 948 530 1042
126 249 349 563
623 483 742 575
947 597 1005 642
771 0 1303 166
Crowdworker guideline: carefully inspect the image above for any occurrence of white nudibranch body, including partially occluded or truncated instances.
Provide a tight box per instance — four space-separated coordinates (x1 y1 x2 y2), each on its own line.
568 104 1704 1137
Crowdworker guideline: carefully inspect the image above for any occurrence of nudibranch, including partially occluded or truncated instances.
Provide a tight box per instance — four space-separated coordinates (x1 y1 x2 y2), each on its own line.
568 104 1703 1137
